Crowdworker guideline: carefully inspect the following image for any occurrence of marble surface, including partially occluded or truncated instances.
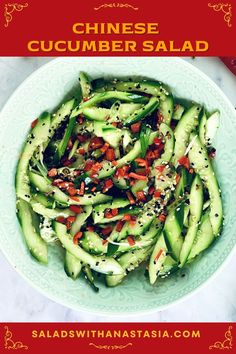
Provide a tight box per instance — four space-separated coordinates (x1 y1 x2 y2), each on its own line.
0 57 236 322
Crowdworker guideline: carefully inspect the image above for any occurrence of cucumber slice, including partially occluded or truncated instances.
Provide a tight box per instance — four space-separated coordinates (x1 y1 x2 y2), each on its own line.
29 171 112 206
179 175 203 267
188 135 223 236
64 251 82 280
112 176 129 190
54 222 124 275
79 72 92 98
80 231 107 255
188 212 214 260
106 246 153 287
149 233 167 284
205 111 220 146
163 209 183 262
17 198 48 264
70 206 92 236
172 104 201 165
199 109 207 146
123 97 159 126
82 107 110 121
158 94 174 125
16 111 51 202
31 201 74 219
159 255 178 277
93 79 168 101
131 180 148 196
173 103 185 121
154 123 174 165
83 265 99 292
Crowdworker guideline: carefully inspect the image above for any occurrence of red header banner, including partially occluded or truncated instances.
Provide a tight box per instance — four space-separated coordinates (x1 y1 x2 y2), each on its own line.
0 0 235 56
0 323 234 353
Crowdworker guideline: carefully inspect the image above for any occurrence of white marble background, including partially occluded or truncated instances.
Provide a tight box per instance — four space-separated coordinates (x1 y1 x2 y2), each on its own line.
0 57 236 322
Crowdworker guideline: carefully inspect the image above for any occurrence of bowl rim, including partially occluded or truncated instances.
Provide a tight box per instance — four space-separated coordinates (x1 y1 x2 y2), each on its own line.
1 56 236 316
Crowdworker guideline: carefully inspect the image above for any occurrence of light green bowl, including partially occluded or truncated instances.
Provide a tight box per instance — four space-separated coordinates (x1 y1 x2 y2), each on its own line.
0 57 235 315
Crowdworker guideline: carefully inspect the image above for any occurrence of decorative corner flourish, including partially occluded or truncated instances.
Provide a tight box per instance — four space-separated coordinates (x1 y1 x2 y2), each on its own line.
89 342 133 350
209 325 233 350
4 2 28 27
94 3 138 10
208 3 232 27
4 326 28 350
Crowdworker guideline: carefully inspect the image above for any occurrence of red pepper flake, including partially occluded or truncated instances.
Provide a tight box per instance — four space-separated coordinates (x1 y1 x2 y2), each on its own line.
127 236 136 246
63 159 73 167
57 181 71 189
56 216 66 224
129 172 147 180
67 138 73 150
31 118 38 129
116 220 125 232
176 173 180 184
66 215 76 230
70 196 80 202
155 165 166 173
178 156 190 170
155 248 164 262
78 148 85 155
78 181 85 196
52 178 64 186
102 179 113 193
112 122 118 127
105 148 116 161
153 137 163 146
69 205 82 214
67 187 78 196
100 142 110 153
209 148 216 159
126 191 135 205
154 190 161 199
111 208 119 216
148 186 155 196
135 158 148 168
112 160 118 166
129 216 137 226
89 137 104 151
157 112 164 123
84 160 94 172
77 115 84 124
136 191 146 202
158 214 166 222
115 165 130 179
102 239 108 245
101 226 113 236
83 97 90 102
86 226 95 232
189 168 194 174
73 231 83 244
91 162 102 176
131 121 141 133
104 209 113 219
91 186 97 192
48 168 57 177
77 134 87 143
122 214 132 221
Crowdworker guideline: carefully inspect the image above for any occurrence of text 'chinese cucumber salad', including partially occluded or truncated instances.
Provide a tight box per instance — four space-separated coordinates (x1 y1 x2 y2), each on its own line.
16 72 223 291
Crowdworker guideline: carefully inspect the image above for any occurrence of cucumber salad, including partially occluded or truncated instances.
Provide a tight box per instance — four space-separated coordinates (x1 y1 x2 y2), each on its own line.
16 72 223 291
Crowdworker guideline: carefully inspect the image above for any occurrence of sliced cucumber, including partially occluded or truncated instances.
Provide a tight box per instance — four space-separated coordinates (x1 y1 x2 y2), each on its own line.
172 104 201 165
64 251 82 280
188 135 223 236
16 112 51 202
80 231 107 255
82 107 110 121
179 175 203 267
31 201 74 219
79 72 92 98
123 97 159 126
159 255 178 277
173 103 185 121
54 222 124 275
154 123 174 166
17 198 48 264
158 94 174 125
163 209 183 262
70 205 92 236
149 233 167 284
205 111 220 146
199 109 207 146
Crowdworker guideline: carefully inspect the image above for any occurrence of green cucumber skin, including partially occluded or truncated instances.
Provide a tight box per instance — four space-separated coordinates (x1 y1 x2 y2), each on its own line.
179 175 203 267
54 222 124 276
149 233 167 285
163 210 183 262
64 251 82 280
17 198 48 264
79 72 92 99
123 97 159 126
16 112 51 202
172 104 201 165
153 123 174 166
93 79 168 101
188 135 223 236
158 94 174 126
173 104 185 121
199 109 207 146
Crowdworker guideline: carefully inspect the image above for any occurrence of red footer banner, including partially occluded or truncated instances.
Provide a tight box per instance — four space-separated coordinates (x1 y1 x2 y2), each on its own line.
0 323 234 353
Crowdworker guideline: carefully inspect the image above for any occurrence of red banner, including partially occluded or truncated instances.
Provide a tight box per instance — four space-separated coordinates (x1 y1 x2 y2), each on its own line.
0 323 234 353
0 0 235 56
